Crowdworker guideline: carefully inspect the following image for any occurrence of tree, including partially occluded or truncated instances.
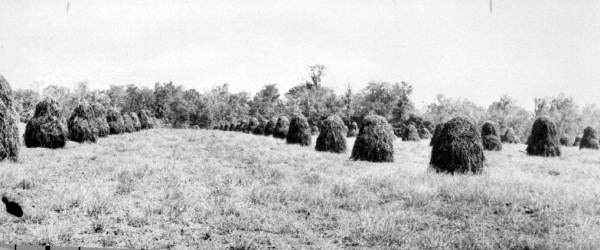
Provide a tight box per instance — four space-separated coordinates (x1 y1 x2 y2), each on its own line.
250 84 281 117
305 64 326 89
534 94 582 139
487 95 533 141
14 89 41 122
353 81 413 121
424 94 486 125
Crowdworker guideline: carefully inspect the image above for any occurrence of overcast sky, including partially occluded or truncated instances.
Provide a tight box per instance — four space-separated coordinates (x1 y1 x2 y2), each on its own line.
1 0 599 110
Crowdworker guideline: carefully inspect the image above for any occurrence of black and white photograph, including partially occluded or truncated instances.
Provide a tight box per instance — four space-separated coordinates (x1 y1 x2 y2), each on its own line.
1 0 600 249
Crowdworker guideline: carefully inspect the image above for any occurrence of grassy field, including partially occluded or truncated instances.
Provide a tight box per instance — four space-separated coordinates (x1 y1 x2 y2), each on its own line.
1 127 600 249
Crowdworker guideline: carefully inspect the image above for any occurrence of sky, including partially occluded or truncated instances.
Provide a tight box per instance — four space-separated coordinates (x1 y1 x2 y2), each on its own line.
1 0 599 110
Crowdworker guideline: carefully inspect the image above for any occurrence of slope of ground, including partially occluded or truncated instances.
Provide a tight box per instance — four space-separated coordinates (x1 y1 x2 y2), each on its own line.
1 128 600 249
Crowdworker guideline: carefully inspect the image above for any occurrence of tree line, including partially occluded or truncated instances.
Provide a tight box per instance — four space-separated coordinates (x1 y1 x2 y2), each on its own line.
11 65 599 143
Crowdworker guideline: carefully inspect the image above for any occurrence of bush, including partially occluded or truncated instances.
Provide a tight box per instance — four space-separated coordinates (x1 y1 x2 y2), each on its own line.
501 128 519 144
315 115 347 153
481 121 502 151
350 115 395 162
0 76 20 161
273 116 289 139
264 117 277 136
286 113 311 146
67 103 97 143
579 127 599 150
347 122 358 137
574 136 582 147
91 103 110 138
106 109 125 135
24 98 67 148
526 116 561 157
402 124 420 141
430 117 484 174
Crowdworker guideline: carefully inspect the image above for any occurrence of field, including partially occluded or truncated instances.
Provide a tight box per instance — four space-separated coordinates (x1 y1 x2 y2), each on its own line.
1 127 600 249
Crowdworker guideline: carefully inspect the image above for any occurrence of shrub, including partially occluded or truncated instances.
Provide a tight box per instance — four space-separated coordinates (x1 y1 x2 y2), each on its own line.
579 127 599 150
430 117 484 174
315 115 347 153
106 109 125 135
0 76 20 161
402 124 420 141
286 113 312 146
264 117 277 136
24 98 67 148
526 116 561 157
347 122 358 137
91 103 110 138
481 121 502 151
67 103 97 143
501 128 519 144
350 115 395 162
273 116 289 139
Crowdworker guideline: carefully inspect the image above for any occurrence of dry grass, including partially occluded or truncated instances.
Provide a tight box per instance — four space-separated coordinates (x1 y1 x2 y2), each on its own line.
1 127 600 249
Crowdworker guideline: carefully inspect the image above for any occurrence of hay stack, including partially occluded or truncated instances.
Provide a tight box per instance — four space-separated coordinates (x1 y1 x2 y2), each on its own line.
129 112 141 131
347 122 358 137
91 103 109 138
0 76 20 161
430 124 443 146
315 115 347 153
501 128 519 144
236 120 246 132
311 125 320 136
430 117 485 174
559 136 570 146
122 113 135 133
106 109 125 135
421 128 432 139
481 121 502 151
24 98 68 148
574 136 582 147
248 117 259 133
579 127 599 149
67 103 97 143
253 118 267 135
286 113 311 146
526 116 561 157
138 109 154 129
273 116 289 139
350 115 395 162
402 124 420 141
264 117 277 136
